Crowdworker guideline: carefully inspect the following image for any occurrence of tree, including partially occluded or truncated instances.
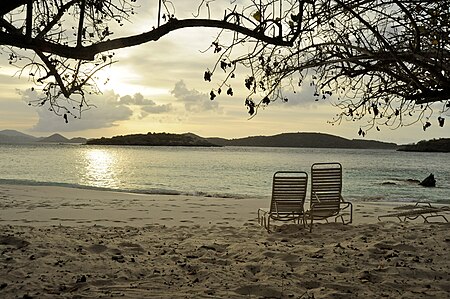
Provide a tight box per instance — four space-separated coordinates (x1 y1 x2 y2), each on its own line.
1 0 448 134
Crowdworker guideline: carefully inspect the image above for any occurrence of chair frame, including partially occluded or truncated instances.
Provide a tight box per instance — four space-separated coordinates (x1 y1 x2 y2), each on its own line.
258 171 308 232
378 202 449 223
305 162 353 232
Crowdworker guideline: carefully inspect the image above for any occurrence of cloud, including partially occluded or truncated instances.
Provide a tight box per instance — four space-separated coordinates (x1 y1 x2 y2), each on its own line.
269 81 333 108
118 93 173 118
24 90 132 132
171 80 222 113
21 89 173 133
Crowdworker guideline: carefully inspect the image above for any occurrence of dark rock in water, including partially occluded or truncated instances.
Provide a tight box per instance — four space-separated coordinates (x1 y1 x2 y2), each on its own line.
419 173 436 187
382 182 396 185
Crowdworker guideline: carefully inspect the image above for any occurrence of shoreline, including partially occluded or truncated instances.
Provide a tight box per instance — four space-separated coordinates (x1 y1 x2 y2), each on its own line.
0 183 440 227
1 184 449 298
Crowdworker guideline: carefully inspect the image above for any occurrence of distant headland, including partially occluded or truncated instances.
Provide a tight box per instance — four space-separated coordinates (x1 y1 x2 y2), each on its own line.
205 132 397 149
397 138 450 153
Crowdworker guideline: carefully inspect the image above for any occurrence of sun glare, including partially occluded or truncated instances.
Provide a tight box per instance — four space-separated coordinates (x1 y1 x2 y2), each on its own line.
95 66 168 96
81 149 119 189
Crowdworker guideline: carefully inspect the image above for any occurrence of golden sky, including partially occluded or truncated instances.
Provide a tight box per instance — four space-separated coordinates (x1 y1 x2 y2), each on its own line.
0 1 448 144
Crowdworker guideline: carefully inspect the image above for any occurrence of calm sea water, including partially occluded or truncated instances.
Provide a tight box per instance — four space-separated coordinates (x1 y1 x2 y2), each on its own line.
0 143 449 203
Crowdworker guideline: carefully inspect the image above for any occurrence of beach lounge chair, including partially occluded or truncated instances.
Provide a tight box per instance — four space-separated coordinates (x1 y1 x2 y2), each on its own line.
377 202 450 223
258 171 308 232
305 162 353 232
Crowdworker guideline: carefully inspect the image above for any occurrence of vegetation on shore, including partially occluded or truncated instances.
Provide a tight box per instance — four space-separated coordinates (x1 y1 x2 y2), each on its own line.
86 132 218 147
207 132 397 149
397 138 450 153
88 132 397 149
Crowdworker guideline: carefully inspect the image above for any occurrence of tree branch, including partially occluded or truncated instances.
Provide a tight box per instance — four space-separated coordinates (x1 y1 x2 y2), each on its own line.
0 18 294 61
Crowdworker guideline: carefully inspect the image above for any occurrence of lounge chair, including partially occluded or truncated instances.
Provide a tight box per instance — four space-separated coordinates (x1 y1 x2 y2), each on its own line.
378 202 449 223
258 171 308 232
305 162 353 232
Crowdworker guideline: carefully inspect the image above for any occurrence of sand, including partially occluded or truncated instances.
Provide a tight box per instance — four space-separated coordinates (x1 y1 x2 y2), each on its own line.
0 184 449 298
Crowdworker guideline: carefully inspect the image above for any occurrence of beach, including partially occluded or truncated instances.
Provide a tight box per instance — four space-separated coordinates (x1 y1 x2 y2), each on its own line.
1 184 449 298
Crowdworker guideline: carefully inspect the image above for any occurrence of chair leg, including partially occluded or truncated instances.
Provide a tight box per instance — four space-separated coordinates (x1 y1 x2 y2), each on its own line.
257 209 263 226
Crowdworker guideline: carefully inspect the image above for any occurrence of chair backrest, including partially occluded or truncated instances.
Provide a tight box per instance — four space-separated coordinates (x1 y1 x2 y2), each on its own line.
310 162 342 206
270 171 308 214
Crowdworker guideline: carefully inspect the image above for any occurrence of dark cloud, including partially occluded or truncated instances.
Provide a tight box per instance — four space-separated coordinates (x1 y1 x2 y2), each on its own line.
171 80 221 113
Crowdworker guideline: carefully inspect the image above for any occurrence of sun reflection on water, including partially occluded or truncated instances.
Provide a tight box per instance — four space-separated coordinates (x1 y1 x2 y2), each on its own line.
81 149 119 189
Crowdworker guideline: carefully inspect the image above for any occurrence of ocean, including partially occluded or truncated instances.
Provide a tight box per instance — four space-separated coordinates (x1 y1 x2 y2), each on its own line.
0 143 449 203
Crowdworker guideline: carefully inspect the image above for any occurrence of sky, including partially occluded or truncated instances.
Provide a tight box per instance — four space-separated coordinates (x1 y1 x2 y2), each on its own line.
0 1 449 144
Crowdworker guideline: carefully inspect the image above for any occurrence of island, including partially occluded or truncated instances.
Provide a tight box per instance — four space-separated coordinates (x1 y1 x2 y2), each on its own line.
86 132 219 147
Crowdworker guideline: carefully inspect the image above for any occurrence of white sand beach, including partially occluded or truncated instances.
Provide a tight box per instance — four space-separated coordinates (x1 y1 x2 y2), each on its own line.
1 184 449 298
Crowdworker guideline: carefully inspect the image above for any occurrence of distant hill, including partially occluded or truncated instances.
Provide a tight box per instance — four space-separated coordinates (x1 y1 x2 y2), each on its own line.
0 129 400 149
0 130 38 143
86 132 219 147
38 133 70 143
206 132 397 149
397 138 450 153
0 130 87 144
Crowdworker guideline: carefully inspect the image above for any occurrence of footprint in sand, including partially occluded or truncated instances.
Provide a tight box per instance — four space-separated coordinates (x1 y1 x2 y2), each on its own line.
86 244 109 254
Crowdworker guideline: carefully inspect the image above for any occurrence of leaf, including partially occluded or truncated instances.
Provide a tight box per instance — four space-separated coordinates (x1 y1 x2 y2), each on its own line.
245 76 254 90
226 87 233 96
220 61 228 72
290 13 300 23
253 11 261 22
210 90 216 101
204 70 212 82
423 121 431 131
373 104 379 117
245 99 255 115
438 117 445 127
212 41 222 53
262 96 270 105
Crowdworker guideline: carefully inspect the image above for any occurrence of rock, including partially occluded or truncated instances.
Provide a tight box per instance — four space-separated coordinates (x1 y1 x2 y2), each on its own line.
419 173 436 187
